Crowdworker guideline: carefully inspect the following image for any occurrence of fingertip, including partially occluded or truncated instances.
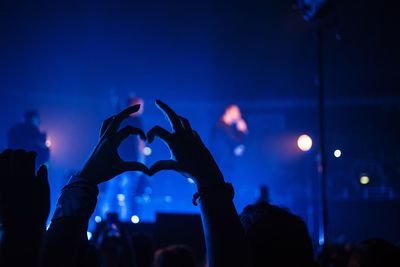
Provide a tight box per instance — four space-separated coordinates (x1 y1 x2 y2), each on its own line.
146 131 155 143
38 164 48 176
133 103 141 111
139 131 147 141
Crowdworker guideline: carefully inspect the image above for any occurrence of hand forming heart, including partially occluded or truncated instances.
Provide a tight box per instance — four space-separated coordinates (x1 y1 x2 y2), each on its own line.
79 100 224 188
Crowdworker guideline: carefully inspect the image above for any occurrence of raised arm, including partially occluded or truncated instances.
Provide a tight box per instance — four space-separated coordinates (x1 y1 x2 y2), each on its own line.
41 104 148 267
147 100 249 267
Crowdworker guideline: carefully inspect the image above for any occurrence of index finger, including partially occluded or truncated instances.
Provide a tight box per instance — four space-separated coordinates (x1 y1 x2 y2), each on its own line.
106 104 141 135
155 100 183 132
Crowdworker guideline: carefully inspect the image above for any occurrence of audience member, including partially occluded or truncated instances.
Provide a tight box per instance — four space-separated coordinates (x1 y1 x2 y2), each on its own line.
153 245 195 267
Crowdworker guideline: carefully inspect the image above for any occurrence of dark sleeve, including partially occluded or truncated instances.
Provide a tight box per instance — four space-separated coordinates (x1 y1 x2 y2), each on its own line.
41 177 99 267
198 184 250 267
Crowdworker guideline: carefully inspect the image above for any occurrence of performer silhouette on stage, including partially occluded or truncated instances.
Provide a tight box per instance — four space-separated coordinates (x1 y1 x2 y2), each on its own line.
7 110 50 167
211 104 248 182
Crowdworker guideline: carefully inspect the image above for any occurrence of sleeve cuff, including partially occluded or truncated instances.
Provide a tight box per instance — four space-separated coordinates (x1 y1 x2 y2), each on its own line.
52 176 99 221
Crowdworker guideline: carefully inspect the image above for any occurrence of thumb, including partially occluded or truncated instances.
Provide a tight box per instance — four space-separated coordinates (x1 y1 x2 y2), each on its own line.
37 164 50 195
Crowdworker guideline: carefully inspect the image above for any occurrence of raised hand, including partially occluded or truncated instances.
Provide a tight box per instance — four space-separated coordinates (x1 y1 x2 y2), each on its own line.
0 149 50 230
147 100 224 188
78 104 148 184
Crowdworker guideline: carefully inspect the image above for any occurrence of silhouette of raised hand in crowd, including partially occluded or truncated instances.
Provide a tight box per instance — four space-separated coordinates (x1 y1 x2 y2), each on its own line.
0 149 50 267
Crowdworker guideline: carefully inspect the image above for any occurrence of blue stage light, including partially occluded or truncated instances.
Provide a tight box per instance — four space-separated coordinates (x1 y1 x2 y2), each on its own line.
95 216 102 223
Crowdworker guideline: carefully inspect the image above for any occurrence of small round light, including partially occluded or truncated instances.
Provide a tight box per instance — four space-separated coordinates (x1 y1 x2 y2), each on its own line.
143 147 152 156
131 215 140 224
334 149 342 158
360 175 370 185
45 139 52 148
117 194 125 202
187 178 195 184
87 231 93 240
297 134 313 152
234 144 245 156
94 216 102 223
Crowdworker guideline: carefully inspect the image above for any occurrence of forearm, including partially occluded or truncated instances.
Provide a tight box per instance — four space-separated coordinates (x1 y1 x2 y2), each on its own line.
198 182 249 267
41 177 98 267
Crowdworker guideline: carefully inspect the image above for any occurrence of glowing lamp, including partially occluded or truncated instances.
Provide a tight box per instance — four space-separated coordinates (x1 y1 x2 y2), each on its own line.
334 149 341 158
131 215 140 224
297 134 313 152
360 175 369 185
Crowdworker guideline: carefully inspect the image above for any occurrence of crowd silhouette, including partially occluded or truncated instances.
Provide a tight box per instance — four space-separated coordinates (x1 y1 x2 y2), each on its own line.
0 100 399 267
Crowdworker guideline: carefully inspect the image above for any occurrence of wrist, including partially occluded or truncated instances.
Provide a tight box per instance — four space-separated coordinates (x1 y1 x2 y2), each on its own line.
195 173 225 188
192 182 234 206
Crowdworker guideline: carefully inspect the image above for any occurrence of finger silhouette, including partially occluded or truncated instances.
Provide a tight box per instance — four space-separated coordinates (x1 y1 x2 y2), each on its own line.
147 125 172 144
105 104 141 136
179 116 192 132
115 126 146 146
100 116 114 137
26 151 37 176
148 160 181 176
121 161 148 174
155 100 183 132
37 164 49 192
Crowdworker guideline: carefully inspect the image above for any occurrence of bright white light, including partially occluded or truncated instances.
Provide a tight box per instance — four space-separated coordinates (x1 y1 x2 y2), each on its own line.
45 139 52 148
334 149 342 158
143 146 152 156
94 216 102 223
234 144 245 156
187 178 195 184
131 215 140 224
297 134 313 152
87 231 92 240
117 194 125 202
46 224 51 230
360 175 370 185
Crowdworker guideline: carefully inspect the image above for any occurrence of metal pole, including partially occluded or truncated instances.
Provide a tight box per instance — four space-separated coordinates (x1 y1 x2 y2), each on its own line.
316 27 328 246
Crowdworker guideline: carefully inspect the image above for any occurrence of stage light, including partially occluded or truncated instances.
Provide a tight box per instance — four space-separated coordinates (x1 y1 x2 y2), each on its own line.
45 139 52 148
234 144 245 156
131 215 140 224
95 216 102 223
236 119 248 133
143 146 152 156
360 175 370 185
117 194 125 202
87 231 92 240
187 178 195 184
297 134 312 152
334 149 341 158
